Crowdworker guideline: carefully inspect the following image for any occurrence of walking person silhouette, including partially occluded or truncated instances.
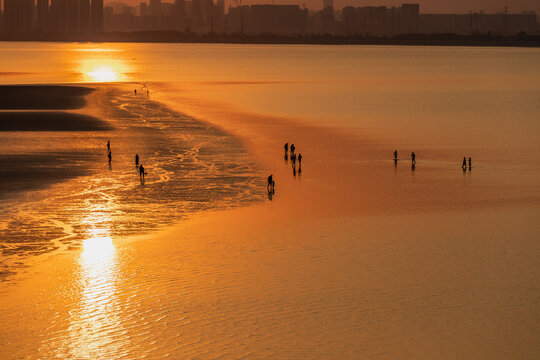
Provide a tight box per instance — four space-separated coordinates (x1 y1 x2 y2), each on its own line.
462 157 467 170
290 144 295 155
139 164 145 179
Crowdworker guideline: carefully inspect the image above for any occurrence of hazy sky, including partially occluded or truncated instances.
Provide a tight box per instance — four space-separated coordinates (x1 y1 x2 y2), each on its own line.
110 0 540 13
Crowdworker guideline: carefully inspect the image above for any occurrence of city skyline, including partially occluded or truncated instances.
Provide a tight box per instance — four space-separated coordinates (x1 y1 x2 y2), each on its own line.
109 0 540 14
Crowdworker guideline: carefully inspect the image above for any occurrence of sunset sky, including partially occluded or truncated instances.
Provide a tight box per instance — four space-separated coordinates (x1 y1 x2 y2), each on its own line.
110 0 540 13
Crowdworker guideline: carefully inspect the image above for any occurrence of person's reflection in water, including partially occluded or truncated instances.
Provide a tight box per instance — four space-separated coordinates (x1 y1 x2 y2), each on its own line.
293 166 297 176
411 163 415 171
267 174 275 200
394 158 398 167
284 153 288 162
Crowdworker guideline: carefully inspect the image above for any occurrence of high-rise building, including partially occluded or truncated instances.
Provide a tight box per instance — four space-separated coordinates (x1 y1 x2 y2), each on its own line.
174 0 187 31
36 0 49 32
91 0 104 32
149 0 162 16
50 0 67 32
4 0 35 33
80 0 92 33
66 0 81 33
213 0 225 33
321 0 334 33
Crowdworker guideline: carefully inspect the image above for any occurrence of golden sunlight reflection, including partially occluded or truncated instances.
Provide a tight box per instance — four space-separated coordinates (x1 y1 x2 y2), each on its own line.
79 57 130 82
60 215 129 358
81 230 115 265
87 66 118 82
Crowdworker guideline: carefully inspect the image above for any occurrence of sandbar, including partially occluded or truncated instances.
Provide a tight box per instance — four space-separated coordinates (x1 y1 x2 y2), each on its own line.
0 111 111 131
0 85 94 110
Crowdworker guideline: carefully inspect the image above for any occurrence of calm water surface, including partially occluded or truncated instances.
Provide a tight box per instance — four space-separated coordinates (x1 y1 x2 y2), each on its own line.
0 43 539 359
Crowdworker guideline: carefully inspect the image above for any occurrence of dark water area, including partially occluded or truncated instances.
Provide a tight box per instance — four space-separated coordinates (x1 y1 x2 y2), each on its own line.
0 85 93 110
0 112 111 131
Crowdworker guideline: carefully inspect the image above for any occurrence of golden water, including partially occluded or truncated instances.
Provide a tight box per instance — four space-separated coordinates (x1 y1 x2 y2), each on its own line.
0 43 539 359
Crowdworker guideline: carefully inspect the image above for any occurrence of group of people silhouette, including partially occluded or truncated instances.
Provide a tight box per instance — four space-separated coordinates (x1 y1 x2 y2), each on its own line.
462 156 472 171
106 141 147 182
267 142 305 197
284 142 302 174
393 149 472 171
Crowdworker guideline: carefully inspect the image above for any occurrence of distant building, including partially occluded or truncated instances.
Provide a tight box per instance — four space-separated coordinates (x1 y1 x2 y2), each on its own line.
91 0 104 32
418 11 538 35
36 0 49 32
225 4 307 35
0 0 537 36
4 0 34 34
321 0 335 34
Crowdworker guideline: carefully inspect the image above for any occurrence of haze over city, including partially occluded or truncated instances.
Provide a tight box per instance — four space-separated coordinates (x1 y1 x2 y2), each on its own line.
110 0 540 13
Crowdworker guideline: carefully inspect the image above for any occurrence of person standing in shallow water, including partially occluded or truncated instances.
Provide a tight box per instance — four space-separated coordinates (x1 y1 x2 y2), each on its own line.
139 165 145 179
394 150 398 160
298 153 302 167
107 140 110 152
462 157 467 170
284 143 289 154
411 152 416 164
135 154 139 167
267 174 275 192
290 144 295 155
468 157 472 170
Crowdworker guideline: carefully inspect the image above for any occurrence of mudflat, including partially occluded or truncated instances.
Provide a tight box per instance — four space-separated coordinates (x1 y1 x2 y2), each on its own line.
0 111 111 131
0 85 94 110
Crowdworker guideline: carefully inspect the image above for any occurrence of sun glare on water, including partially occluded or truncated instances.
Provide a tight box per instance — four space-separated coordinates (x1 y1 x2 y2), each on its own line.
86 66 118 82
82 233 115 265
78 51 131 82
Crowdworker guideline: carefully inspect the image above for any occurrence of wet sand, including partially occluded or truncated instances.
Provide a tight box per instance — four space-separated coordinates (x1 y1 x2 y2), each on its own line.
0 84 263 279
0 85 94 110
0 86 109 199
0 83 539 359
0 111 111 131
0 153 97 199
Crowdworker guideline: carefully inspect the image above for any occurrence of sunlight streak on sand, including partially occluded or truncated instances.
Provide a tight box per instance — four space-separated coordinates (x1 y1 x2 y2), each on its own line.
63 220 128 358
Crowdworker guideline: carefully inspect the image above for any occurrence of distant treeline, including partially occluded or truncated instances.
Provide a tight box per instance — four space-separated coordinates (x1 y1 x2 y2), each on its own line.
1 32 539 47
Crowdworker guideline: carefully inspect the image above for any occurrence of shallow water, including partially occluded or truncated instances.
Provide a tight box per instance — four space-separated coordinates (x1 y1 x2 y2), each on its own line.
0 85 263 275
0 43 539 359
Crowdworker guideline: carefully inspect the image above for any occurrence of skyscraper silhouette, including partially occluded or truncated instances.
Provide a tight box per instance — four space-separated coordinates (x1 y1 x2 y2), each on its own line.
91 0 104 32
4 0 34 33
